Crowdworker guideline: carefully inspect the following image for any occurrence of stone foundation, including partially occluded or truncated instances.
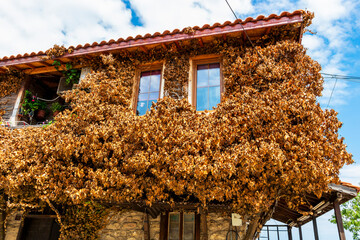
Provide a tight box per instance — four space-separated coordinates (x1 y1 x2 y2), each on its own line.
99 210 160 240
207 212 232 240
4 209 237 240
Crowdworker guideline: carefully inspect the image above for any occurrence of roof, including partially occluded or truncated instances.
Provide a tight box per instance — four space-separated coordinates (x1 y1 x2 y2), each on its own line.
340 181 360 192
272 181 360 227
0 10 305 75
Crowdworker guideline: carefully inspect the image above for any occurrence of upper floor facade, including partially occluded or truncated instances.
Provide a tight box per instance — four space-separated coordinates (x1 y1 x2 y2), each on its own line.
0 10 305 128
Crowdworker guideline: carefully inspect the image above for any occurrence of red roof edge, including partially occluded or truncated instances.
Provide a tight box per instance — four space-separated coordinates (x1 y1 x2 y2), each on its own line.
0 10 305 68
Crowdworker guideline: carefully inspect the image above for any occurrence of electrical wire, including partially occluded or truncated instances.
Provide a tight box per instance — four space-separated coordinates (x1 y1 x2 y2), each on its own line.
321 73 360 80
224 0 270 70
326 76 338 109
224 0 360 86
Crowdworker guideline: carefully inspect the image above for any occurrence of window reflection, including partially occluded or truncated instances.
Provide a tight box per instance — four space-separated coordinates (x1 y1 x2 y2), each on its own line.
136 70 161 116
196 63 220 111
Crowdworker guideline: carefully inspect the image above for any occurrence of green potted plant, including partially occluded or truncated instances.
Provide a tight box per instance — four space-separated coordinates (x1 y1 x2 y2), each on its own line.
21 90 47 121
50 102 63 117
53 60 80 85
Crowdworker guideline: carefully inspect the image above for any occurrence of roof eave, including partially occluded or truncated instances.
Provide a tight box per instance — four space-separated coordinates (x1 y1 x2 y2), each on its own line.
0 13 303 70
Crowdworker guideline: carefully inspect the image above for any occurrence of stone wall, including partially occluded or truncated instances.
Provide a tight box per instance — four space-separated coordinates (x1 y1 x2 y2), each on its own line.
207 212 232 240
0 93 17 121
99 210 160 240
4 209 237 240
4 211 22 240
149 215 160 240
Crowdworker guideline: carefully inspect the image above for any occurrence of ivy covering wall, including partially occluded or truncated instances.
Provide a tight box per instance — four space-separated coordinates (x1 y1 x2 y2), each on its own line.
0 13 353 239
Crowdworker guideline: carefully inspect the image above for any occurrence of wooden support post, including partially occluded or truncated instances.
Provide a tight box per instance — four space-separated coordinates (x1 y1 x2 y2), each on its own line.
199 210 207 240
159 212 168 240
0 210 5 240
143 213 150 240
312 216 320 240
287 226 293 240
334 200 346 240
298 224 303 240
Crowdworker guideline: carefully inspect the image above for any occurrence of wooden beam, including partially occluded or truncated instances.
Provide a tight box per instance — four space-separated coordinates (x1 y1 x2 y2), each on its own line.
24 64 82 75
198 38 204 47
174 41 181 50
265 27 272 35
23 64 35 69
143 213 150 240
0 210 6 240
61 57 72 62
161 43 167 50
83 55 92 60
334 199 346 240
140 46 148 53
159 212 168 240
10 66 22 71
39 62 52 67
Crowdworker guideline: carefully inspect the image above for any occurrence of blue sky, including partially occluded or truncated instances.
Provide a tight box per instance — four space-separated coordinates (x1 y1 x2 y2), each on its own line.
0 0 359 239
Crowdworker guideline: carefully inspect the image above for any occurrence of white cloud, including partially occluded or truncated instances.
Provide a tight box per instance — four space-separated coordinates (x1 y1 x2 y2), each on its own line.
340 164 360 186
0 0 138 57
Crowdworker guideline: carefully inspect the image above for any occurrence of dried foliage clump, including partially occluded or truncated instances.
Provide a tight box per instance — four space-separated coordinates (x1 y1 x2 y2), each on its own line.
59 202 109 240
42 44 74 60
0 17 353 239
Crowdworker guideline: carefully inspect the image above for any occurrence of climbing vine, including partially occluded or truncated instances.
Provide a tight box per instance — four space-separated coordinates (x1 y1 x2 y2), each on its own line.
0 11 353 239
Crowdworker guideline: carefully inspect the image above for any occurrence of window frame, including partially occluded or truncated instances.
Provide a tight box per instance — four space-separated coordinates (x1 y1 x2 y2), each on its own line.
189 55 223 111
160 211 200 240
132 62 164 114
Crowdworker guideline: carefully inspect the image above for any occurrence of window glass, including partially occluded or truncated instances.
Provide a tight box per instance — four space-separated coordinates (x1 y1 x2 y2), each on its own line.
136 70 161 116
196 63 220 111
183 213 195 240
169 213 180 240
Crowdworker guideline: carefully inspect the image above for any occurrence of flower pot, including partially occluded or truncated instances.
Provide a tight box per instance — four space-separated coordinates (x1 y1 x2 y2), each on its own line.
53 111 60 117
35 109 46 121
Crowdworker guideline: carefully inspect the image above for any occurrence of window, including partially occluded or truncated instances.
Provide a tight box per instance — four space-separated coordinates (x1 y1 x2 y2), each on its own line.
18 216 60 240
190 56 222 111
160 212 200 240
136 69 162 116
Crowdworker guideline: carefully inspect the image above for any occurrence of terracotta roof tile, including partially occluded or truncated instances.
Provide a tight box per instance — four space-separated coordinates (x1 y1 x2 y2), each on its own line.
0 10 305 64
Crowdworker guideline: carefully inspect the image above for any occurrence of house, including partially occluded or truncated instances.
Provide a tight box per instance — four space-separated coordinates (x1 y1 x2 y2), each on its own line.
0 10 359 240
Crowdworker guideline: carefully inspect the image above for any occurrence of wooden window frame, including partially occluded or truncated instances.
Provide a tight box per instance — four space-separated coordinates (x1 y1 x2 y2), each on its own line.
131 62 165 114
160 211 200 240
188 55 223 111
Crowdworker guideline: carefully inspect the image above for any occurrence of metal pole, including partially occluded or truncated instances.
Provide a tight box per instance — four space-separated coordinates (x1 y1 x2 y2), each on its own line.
298 224 303 240
312 216 320 240
287 226 293 240
334 200 346 240
277 226 280 240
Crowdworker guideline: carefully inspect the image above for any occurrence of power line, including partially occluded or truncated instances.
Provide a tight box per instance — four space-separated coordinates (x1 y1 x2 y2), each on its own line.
224 0 256 49
224 0 271 72
326 77 338 109
321 73 360 80
321 73 360 83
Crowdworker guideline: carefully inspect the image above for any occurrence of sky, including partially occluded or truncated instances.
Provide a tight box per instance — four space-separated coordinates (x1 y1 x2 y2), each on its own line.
0 0 359 239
